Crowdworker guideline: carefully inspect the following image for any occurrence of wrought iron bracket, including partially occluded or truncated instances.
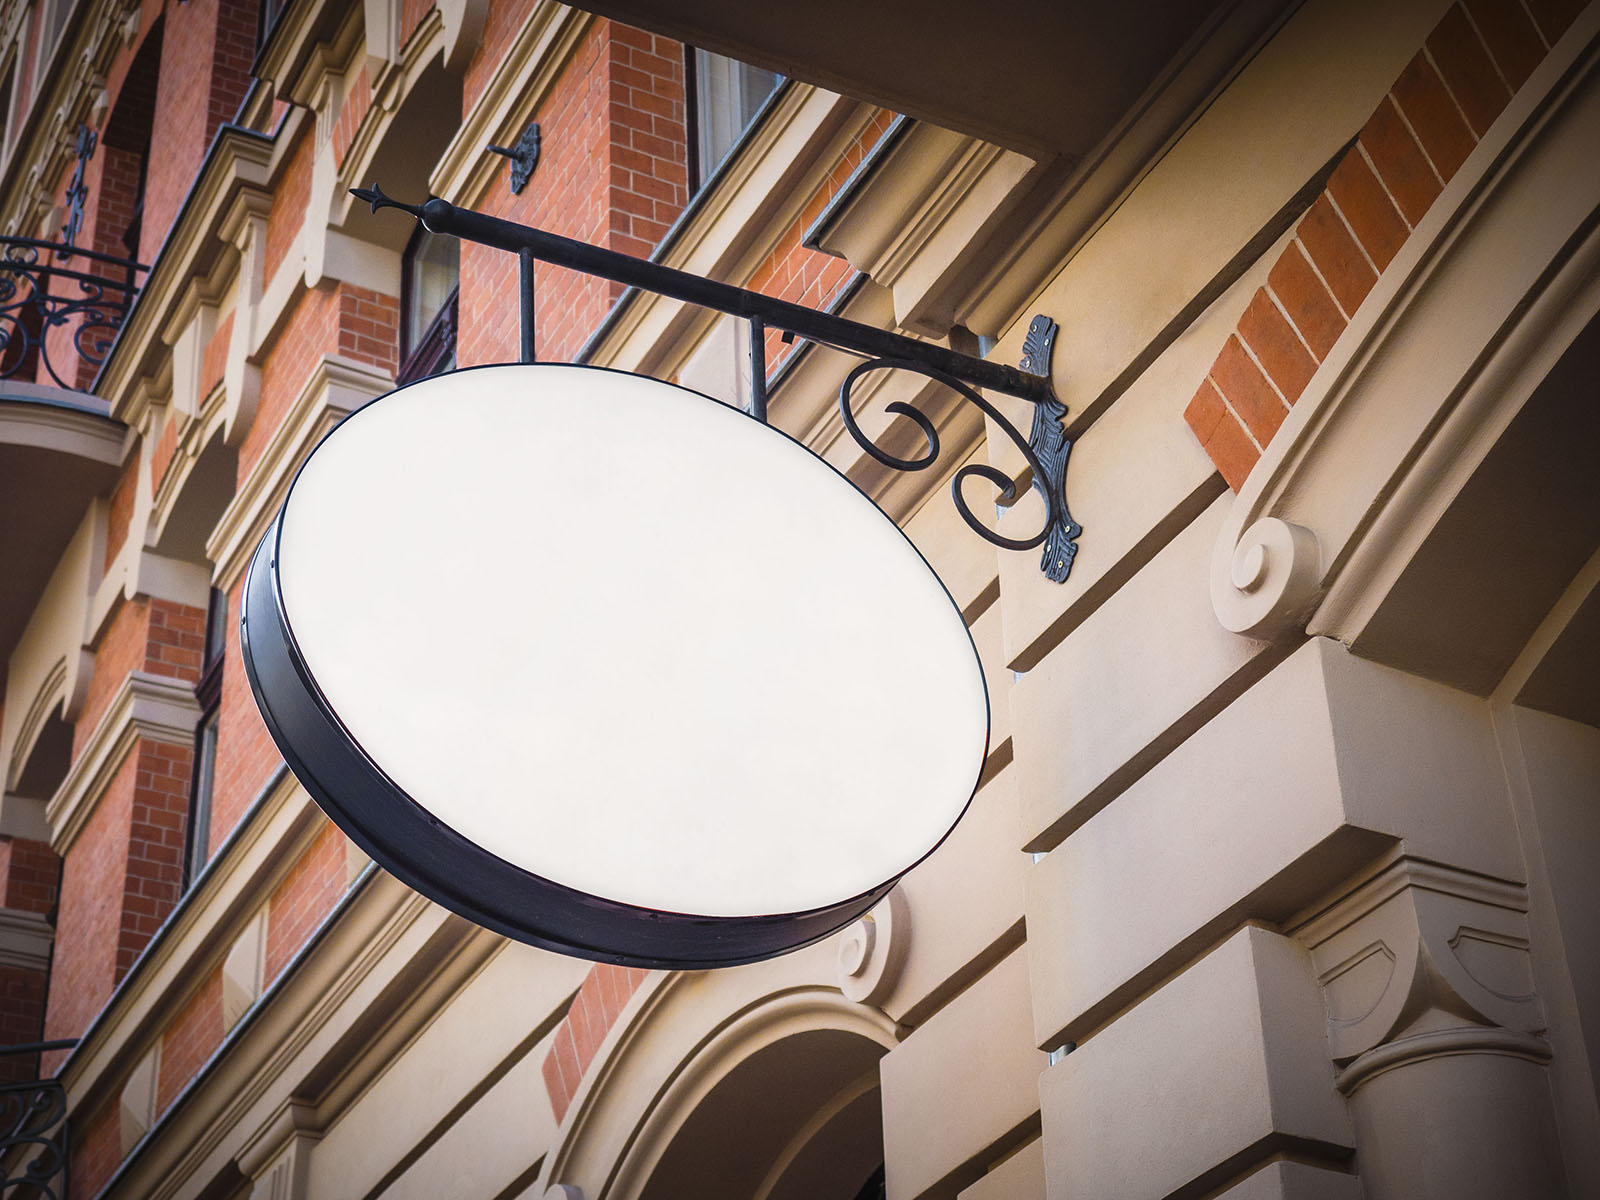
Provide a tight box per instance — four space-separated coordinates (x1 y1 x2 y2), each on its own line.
486 122 541 195
351 183 1082 581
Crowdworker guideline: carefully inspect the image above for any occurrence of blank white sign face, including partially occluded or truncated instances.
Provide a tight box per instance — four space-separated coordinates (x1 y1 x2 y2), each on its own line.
276 364 988 918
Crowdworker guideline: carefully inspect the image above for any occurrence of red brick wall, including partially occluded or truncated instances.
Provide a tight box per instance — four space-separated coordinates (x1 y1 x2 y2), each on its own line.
120 738 193 977
155 966 222 1115
0 836 61 915
262 822 348 985
0 839 60 1085
149 413 179 498
541 964 649 1121
72 595 207 752
102 454 138 572
264 129 314 286
142 0 259 263
747 108 895 372
331 67 372 167
201 309 234 402
208 576 280 856
70 1096 121 1200
237 286 335 481
45 736 195 1057
0 965 49 1084
458 19 690 367
1184 0 1581 489
46 752 138 1055
464 0 532 112
338 284 401 374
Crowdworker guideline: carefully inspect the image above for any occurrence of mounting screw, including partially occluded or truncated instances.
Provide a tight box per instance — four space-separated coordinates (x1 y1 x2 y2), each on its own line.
486 122 541 195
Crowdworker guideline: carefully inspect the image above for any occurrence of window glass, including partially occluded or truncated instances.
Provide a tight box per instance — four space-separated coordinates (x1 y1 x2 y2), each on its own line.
399 226 459 383
691 50 781 189
185 588 228 886
405 230 459 352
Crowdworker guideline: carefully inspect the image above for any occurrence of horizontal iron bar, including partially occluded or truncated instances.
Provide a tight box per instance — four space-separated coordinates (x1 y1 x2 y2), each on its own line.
0 1038 79 1055
410 195 1054 405
0 234 149 272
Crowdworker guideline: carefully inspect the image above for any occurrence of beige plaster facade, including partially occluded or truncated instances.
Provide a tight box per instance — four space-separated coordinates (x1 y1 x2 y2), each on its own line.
1 0 1596 1197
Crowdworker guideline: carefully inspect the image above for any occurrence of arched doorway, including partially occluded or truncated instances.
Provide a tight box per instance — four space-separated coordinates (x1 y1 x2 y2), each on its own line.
636 1026 886 1200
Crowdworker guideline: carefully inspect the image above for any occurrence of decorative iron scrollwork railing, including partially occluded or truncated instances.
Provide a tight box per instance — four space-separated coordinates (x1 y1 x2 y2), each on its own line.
0 235 147 391
0 1079 69 1199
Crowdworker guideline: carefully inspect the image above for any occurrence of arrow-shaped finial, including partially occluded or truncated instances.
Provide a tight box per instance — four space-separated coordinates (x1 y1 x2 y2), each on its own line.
349 182 426 220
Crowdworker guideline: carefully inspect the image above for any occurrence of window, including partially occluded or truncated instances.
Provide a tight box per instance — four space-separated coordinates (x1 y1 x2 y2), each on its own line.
398 225 458 384
686 50 782 192
184 588 227 886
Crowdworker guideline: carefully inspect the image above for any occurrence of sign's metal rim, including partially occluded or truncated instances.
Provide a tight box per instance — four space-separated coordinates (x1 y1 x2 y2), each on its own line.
240 361 990 969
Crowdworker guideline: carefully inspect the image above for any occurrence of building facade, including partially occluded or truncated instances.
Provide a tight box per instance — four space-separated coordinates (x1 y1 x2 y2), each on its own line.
0 0 1596 1197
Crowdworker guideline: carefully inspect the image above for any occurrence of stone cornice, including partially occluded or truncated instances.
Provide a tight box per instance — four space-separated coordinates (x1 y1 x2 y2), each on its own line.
97 127 276 421
0 0 137 236
46 671 201 855
0 907 54 972
206 356 394 591
1210 12 1600 644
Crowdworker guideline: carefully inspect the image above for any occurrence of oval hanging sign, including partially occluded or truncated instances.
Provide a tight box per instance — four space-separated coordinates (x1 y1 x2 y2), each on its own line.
241 363 988 968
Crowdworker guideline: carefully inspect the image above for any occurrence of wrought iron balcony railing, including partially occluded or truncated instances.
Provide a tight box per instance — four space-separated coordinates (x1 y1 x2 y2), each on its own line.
0 1039 76 1200
0 235 147 392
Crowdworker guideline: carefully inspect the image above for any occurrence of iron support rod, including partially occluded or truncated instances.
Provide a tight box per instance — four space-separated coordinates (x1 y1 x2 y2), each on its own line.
411 196 1053 405
748 316 768 423
518 248 537 364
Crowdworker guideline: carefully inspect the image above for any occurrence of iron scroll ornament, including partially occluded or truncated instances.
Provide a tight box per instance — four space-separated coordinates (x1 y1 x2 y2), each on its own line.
0 1079 69 1199
0 236 146 389
836 315 1081 582
350 183 1082 582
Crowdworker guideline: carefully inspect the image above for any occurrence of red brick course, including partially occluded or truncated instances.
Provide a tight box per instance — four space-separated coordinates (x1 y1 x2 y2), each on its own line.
103 454 139 572
155 966 223 1115
70 1095 122 1200
541 964 650 1121
73 598 207 762
263 822 348 985
0 836 61 916
1184 0 1573 490
0 965 49 1085
459 18 690 367
209 576 281 857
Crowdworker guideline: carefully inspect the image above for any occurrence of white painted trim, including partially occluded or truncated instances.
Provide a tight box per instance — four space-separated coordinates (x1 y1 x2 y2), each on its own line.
0 907 54 971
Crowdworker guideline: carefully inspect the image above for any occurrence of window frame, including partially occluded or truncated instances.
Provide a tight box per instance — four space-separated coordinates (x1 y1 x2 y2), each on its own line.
397 223 459 385
183 588 228 889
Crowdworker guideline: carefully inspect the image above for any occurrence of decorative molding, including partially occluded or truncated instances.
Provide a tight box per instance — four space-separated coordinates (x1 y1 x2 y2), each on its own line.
0 908 55 972
120 1045 159 1154
0 794 54 844
1210 14 1600 646
237 1099 319 1196
836 884 910 1007
1297 858 1545 1095
438 0 492 72
206 356 394 591
45 671 202 855
223 911 269 1033
96 127 275 419
427 3 589 207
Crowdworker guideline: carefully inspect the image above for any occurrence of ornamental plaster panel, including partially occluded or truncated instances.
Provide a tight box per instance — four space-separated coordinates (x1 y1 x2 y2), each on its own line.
1039 927 1351 1200
0 908 56 972
1296 859 1545 1079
